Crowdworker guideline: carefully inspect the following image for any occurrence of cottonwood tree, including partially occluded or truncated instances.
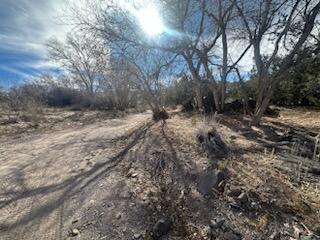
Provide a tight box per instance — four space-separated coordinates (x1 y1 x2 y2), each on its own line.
150 0 251 112
105 56 142 110
148 0 237 111
153 0 250 112
236 0 320 125
66 0 320 119
196 0 252 112
161 0 213 110
47 34 110 95
113 47 176 119
68 0 177 118
70 0 219 111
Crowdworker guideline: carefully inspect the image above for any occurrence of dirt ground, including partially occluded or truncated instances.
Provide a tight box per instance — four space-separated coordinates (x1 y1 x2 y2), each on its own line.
0 108 319 240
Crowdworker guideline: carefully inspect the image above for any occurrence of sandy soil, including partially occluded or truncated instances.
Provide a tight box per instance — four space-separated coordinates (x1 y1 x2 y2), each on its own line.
0 111 151 240
0 108 319 240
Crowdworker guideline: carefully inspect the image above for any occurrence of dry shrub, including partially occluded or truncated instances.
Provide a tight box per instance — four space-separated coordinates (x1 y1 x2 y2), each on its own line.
20 100 43 127
153 108 169 121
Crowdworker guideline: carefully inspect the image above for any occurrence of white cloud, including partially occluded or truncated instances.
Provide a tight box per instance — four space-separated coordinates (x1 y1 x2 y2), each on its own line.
228 39 254 73
0 65 32 78
0 0 70 78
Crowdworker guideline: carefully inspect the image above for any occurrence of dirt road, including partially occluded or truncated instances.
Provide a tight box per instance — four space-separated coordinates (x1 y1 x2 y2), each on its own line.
0 112 152 240
1 109 319 240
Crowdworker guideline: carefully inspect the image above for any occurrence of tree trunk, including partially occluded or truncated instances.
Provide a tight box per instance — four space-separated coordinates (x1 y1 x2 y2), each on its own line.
235 68 249 115
209 83 221 112
251 86 273 125
202 59 221 112
183 53 204 111
194 84 203 110
220 25 228 111
220 83 226 111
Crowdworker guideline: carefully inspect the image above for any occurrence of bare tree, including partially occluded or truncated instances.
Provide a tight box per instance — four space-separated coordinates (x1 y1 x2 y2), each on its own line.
65 0 320 119
199 0 250 112
163 0 251 112
47 34 110 95
160 0 251 112
105 56 141 110
67 0 179 117
236 0 320 125
70 0 217 110
114 47 176 119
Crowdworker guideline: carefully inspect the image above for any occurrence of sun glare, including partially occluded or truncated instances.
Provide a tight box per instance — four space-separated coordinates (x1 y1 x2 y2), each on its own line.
137 5 164 36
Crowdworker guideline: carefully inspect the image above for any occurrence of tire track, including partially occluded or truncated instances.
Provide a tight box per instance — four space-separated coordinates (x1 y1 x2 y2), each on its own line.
0 112 151 240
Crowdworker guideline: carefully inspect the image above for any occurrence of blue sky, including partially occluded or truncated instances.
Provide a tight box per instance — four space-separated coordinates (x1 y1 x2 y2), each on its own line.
0 0 68 88
0 0 256 88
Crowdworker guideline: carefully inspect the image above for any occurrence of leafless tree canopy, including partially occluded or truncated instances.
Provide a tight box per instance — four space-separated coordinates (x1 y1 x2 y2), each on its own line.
37 0 320 123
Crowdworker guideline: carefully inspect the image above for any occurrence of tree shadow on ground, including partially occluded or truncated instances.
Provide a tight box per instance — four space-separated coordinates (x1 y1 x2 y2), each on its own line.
217 115 316 156
0 121 154 233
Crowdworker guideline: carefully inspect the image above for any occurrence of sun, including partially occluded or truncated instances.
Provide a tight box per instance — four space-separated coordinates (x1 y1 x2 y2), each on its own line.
137 5 164 36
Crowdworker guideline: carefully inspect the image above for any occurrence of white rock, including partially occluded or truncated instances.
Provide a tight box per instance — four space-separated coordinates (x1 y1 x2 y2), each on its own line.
71 228 80 236
134 233 142 239
116 212 122 219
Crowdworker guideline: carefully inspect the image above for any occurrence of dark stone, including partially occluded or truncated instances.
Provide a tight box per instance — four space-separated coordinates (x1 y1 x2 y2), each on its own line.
270 231 281 240
313 227 320 236
247 190 260 200
237 192 249 205
227 187 242 198
229 202 241 211
152 219 171 239
198 170 226 195
223 231 242 240
210 218 225 230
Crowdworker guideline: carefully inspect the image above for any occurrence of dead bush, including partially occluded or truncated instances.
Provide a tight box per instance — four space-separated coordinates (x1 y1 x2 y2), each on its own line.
153 108 169 121
23 101 43 127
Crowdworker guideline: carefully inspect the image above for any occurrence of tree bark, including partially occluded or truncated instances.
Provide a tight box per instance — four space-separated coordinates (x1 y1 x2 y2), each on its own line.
201 58 221 112
220 25 228 111
183 53 204 110
251 84 274 125
194 83 203 110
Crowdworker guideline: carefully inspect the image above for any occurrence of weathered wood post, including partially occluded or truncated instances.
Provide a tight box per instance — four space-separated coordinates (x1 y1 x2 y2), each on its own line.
313 134 320 161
